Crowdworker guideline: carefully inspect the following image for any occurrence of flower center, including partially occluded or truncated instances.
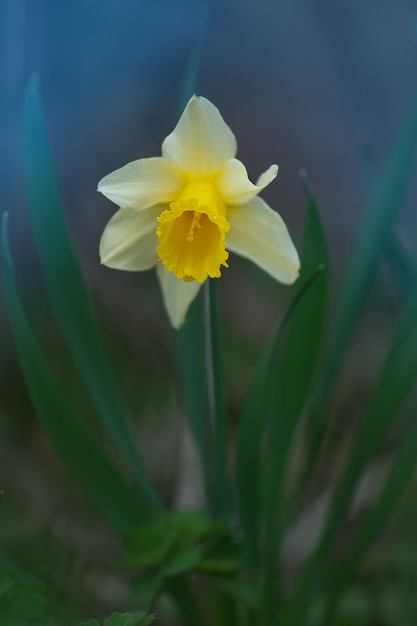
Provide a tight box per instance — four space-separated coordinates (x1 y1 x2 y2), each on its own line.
156 180 230 283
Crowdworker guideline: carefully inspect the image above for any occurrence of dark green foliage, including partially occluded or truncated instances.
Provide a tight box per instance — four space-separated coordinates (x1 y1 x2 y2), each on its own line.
0 568 60 626
22 75 158 508
116 511 240 599
1 214 145 535
77 610 155 626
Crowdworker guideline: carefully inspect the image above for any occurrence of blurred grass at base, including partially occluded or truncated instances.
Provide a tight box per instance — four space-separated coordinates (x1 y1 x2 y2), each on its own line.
1 253 416 624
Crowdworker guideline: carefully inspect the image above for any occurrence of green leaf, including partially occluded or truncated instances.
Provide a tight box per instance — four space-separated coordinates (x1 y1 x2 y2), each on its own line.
306 86 417 470
77 612 155 626
259 173 329 623
280 88 417 625
198 527 242 574
235 177 328 574
176 4 211 114
235 267 324 571
104 613 155 626
207 575 257 609
387 236 417 295
321 282 417 625
1 214 147 535
0 568 60 626
165 578 203 626
119 513 189 569
130 569 164 599
22 74 158 507
162 545 201 577
118 510 229 595
120 510 237 605
280 281 417 626
198 558 240 574
119 510 210 568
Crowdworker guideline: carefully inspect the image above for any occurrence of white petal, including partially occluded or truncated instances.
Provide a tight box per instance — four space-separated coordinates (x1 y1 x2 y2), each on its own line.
256 166 279 188
162 96 237 174
100 206 161 270
226 197 300 284
216 159 278 206
98 157 183 210
156 264 202 329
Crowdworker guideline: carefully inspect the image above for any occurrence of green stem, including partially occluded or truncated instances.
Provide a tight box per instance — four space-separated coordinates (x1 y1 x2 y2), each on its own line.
167 576 206 626
204 279 230 518
176 292 214 511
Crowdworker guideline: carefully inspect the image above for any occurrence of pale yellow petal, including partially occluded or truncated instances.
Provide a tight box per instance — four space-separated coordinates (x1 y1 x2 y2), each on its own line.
216 159 278 206
100 206 161 270
98 157 183 210
156 264 202 329
162 96 237 174
226 197 300 284
256 166 279 188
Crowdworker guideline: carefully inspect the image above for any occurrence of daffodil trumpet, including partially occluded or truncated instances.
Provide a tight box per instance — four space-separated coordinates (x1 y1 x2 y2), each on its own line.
98 96 300 328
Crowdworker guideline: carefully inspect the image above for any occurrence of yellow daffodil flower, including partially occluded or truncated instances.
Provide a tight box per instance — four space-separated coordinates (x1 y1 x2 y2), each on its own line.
98 96 300 328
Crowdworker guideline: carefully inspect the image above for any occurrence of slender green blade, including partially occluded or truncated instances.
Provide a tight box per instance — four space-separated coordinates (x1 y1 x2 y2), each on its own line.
280 280 417 626
177 4 211 113
235 263 325 573
322 437 417 625
259 173 329 623
387 236 417 295
283 92 417 626
264 174 329 477
1 214 147 535
22 75 158 506
235 314 276 571
322 282 417 625
306 88 417 464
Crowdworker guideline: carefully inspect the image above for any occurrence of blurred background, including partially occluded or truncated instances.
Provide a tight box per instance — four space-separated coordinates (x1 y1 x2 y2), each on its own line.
2 0 417 623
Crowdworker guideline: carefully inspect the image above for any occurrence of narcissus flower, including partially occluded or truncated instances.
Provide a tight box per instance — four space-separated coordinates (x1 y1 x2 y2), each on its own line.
98 96 300 328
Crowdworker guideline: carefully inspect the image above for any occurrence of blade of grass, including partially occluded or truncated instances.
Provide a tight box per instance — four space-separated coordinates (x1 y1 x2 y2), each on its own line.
356 126 417 300
235 314 276 572
1 213 148 535
321 281 417 625
280 277 417 626
387 237 417 295
177 3 211 113
22 75 158 507
235 265 325 574
305 88 417 472
166 577 205 626
322 433 417 626
259 173 329 624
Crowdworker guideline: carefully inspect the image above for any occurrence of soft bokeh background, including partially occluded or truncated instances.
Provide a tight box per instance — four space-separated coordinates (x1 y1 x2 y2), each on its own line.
2 0 417 622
